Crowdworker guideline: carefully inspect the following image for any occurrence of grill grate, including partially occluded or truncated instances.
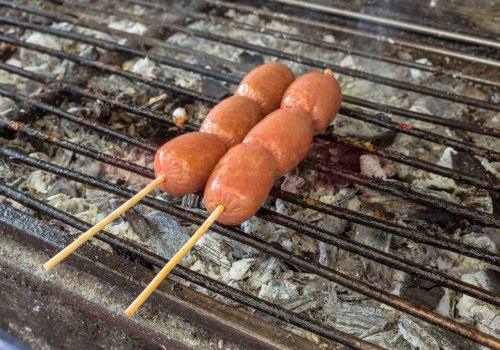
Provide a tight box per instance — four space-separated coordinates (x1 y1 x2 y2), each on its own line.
0 0 499 349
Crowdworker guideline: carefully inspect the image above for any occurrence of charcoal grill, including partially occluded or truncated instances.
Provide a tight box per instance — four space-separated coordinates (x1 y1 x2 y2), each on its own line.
0 0 499 349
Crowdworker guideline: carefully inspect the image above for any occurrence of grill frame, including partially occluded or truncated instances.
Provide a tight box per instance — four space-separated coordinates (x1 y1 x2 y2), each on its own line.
0 0 499 349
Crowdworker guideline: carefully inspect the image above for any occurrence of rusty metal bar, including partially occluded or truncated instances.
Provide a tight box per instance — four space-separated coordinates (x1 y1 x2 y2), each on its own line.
0 39 496 195
187 11 500 89
204 0 500 68
0 87 157 152
0 184 377 350
268 0 500 49
307 160 500 228
3 116 499 304
4 2 499 139
1 147 499 349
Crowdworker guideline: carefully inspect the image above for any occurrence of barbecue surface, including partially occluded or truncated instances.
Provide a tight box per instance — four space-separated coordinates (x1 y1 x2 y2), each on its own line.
0 0 499 349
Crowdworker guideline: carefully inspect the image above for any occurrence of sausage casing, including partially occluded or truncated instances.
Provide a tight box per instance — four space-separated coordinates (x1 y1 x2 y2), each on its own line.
200 96 263 149
155 132 226 196
243 109 314 176
281 69 341 134
204 143 277 225
235 62 295 116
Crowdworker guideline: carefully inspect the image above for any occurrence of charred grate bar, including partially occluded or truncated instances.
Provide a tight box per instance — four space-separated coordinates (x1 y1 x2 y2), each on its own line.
0 185 376 350
0 0 499 349
1 146 499 349
2 116 499 296
1 60 498 229
1 61 498 231
204 0 500 68
44 0 500 112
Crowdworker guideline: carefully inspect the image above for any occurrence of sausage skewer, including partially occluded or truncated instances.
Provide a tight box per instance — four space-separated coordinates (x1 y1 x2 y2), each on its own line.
126 69 341 315
43 62 295 272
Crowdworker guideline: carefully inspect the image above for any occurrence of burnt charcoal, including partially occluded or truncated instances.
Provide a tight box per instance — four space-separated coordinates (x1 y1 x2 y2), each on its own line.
400 276 444 310
48 179 78 198
361 130 398 148
239 51 264 66
485 269 500 294
490 190 500 216
412 207 455 226
451 151 489 179
310 141 364 173
137 120 181 147
201 78 231 99
125 209 190 260
453 129 473 142
79 46 99 61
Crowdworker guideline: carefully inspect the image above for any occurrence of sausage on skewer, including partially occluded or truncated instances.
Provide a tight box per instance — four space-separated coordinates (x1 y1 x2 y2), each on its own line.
205 69 341 225
43 62 295 274
127 69 342 316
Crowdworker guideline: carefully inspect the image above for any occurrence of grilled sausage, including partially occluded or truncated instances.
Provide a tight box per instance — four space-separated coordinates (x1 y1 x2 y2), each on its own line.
204 143 277 225
243 109 314 176
200 96 263 148
155 132 226 196
235 62 295 115
281 69 341 134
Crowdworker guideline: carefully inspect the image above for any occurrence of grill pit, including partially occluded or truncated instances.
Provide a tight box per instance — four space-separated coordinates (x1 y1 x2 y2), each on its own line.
0 0 499 349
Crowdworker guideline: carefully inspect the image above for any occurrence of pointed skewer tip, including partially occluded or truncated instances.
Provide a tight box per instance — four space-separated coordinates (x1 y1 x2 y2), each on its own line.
123 204 225 316
41 176 166 271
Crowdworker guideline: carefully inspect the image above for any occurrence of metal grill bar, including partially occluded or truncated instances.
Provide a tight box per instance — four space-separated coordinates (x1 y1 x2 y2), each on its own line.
1 147 499 349
341 96 500 139
308 160 500 228
47 1 500 112
0 184 380 350
268 0 500 49
204 0 500 68
186 11 500 88
1 63 497 230
1 35 498 193
337 107 500 163
5 2 499 139
0 62 197 131
4 116 499 306
328 133 498 192
0 34 219 104
0 87 157 153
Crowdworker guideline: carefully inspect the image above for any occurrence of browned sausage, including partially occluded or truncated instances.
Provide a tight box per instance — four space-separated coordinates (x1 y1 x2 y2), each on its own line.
243 109 314 176
281 69 341 134
235 62 295 116
200 95 263 148
204 143 277 225
155 132 226 196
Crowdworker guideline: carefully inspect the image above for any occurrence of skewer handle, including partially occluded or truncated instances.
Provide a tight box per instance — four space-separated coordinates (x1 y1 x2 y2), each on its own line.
124 204 225 317
43 175 166 271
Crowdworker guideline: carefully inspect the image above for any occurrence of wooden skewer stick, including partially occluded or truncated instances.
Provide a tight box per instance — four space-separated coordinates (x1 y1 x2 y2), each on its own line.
43 175 166 271
124 204 225 317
